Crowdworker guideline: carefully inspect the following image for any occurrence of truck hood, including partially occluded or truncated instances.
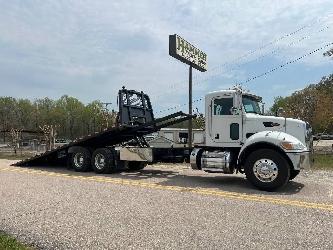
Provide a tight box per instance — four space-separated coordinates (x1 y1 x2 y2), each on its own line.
244 114 307 144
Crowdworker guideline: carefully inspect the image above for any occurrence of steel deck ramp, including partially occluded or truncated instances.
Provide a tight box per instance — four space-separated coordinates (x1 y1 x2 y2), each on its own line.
13 111 194 166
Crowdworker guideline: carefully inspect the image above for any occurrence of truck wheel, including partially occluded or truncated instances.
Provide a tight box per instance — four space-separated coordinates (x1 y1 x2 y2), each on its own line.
244 149 290 191
70 147 91 172
289 169 300 180
127 161 146 171
92 148 116 174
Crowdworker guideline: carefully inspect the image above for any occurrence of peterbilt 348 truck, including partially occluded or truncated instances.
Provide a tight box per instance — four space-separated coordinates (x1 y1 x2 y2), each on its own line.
190 87 313 191
15 87 312 191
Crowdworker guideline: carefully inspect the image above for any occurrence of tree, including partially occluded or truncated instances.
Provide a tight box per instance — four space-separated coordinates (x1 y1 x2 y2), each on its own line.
270 74 333 133
313 92 333 132
55 95 85 139
10 128 22 154
0 97 18 143
35 97 56 128
324 48 333 58
82 101 104 134
16 99 34 129
40 125 58 151
270 96 286 115
0 94 117 142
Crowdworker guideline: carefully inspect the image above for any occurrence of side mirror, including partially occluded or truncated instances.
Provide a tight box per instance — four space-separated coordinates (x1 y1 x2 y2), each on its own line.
261 102 265 115
230 107 240 115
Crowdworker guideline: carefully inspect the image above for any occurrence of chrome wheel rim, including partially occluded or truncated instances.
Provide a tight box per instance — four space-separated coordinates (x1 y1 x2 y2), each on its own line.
253 158 278 182
95 153 106 170
73 153 84 168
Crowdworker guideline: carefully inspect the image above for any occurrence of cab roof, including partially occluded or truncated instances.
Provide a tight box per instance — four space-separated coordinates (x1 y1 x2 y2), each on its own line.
206 89 262 102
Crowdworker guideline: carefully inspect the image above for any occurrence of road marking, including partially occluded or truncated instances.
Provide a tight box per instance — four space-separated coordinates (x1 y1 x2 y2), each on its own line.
1 167 333 212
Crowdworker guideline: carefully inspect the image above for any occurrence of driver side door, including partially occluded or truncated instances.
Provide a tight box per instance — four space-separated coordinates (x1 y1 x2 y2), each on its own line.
210 93 242 145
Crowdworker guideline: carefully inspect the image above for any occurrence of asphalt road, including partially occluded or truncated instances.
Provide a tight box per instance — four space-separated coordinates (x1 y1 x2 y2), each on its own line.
1 159 333 249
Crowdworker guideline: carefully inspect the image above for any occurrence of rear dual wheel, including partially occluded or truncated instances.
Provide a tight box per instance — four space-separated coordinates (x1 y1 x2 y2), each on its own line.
92 148 147 173
92 148 117 174
69 146 147 174
70 147 91 172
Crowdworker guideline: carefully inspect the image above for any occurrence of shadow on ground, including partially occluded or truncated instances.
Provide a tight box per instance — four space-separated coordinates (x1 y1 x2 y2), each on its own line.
12 163 304 196
121 168 305 195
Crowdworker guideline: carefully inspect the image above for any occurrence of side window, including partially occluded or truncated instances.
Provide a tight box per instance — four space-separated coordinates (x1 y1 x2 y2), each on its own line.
178 132 188 144
128 93 143 107
213 98 233 115
163 132 174 141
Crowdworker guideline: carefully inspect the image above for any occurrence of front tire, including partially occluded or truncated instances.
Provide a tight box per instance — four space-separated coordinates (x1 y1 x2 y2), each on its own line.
244 149 290 191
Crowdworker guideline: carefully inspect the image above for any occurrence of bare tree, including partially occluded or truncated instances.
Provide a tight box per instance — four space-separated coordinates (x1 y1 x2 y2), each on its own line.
39 125 58 151
100 109 118 130
10 128 22 154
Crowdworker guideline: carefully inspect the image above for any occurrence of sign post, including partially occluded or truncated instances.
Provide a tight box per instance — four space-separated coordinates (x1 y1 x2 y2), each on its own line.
188 65 193 148
169 34 207 148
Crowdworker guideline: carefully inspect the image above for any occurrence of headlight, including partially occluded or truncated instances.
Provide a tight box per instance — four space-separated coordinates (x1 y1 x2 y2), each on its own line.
280 141 305 150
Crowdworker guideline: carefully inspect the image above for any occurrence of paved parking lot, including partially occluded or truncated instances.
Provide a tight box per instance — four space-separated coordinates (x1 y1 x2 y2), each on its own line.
1 159 332 249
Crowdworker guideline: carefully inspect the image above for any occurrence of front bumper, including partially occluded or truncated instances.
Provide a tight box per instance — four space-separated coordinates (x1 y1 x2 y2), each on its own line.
286 150 313 170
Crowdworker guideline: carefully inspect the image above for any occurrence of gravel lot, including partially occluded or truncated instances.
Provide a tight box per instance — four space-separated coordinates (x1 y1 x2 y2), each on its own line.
0 159 332 249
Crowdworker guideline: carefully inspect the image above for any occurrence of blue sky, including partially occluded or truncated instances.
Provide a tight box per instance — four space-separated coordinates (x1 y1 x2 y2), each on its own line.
0 0 332 116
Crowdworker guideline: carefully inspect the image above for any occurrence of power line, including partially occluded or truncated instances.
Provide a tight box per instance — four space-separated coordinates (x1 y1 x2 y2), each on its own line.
240 42 333 85
201 13 333 74
221 26 330 75
156 97 204 115
151 13 333 100
152 27 332 100
157 41 333 114
190 25 331 89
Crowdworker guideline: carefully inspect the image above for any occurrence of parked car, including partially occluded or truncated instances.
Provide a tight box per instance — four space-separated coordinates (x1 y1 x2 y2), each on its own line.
55 139 71 147
314 133 333 140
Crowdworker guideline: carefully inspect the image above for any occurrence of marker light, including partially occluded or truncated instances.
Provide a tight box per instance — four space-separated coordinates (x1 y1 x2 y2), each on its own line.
280 141 305 150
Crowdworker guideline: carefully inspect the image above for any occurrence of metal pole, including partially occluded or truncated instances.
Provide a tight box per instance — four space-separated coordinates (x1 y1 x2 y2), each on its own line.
188 65 193 149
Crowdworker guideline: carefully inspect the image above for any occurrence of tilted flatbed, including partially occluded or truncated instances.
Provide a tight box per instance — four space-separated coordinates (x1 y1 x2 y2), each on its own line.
13 88 194 172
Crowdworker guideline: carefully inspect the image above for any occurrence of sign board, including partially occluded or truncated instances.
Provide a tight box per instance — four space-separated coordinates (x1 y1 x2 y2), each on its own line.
169 34 207 72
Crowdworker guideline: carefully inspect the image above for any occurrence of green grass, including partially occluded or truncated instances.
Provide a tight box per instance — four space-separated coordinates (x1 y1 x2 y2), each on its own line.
0 232 31 250
313 154 333 170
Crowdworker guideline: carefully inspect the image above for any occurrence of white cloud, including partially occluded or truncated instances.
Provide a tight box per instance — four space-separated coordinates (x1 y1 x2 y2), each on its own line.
0 0 332 112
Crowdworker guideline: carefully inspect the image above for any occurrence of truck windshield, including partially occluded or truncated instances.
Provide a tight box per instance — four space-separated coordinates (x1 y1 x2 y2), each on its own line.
242 96 261 114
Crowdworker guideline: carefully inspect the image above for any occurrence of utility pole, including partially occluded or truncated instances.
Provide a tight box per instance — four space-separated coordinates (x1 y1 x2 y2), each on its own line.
169 34 207 149
188 65 193 148
35 102 39 129
101 102 112 112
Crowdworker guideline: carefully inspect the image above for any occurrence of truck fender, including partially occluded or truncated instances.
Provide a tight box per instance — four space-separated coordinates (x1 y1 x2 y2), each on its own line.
237 131 303 169
68 146 90 154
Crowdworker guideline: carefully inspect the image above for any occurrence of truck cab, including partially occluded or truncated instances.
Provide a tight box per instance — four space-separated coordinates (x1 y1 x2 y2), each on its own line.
191 87 313 191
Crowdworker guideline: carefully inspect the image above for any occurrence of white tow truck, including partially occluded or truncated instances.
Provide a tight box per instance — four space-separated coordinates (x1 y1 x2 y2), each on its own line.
190 87 313 191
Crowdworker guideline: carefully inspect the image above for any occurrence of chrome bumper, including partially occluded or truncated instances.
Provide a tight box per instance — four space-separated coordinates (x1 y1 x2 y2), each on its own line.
286 150 313 170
